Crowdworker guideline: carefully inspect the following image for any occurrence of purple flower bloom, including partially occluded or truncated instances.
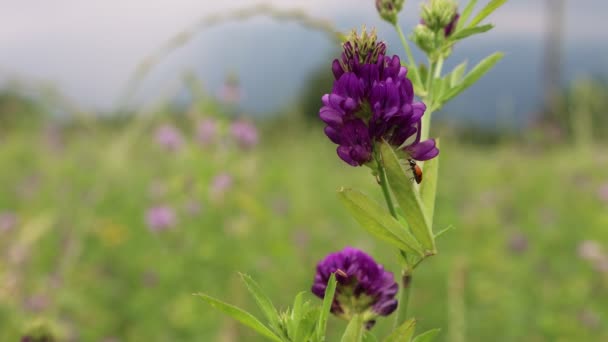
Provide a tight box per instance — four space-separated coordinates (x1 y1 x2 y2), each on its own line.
230 120 258 149
210 173 233 198
155 124 183 151
312 247 398 326
145 206 176 232
320 29 438 166
197 118 218 146
0 212 17 233
598 183 608 203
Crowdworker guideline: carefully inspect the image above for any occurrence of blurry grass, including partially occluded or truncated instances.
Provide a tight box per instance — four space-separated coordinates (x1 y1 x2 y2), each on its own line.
0 120 607 341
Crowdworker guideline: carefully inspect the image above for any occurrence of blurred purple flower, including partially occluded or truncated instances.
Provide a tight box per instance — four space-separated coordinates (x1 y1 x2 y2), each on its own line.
155 124 183 151
24 294 50 313
218 75 242 104
230 120 258 149
598 183 608 203
210 173 233 198
507 231 528 254
145 205 176 232
197 118 218 146
320 29 438 166
0 212 17 233
312 247 398 327
578 240 604 262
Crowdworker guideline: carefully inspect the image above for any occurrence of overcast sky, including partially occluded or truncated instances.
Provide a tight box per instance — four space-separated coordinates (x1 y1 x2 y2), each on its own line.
1 0 606 113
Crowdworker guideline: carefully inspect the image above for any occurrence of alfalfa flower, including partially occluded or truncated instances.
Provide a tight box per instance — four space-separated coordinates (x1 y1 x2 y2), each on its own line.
155 124 183 151
197 118 218 146
230 120 258 150
311 247 398 328
145 205 176 232
320 28 438 166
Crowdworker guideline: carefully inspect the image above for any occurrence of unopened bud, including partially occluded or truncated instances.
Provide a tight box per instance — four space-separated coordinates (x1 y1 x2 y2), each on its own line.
376 0 405 25
420 0 458 34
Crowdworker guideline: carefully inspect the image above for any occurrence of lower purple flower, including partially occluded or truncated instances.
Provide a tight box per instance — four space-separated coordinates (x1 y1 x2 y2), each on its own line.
312 247 398 327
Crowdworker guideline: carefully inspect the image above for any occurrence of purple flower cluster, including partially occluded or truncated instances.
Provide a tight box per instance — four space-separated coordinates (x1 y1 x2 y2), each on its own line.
319 29 438 166
155 124 183 151
312 247 398 325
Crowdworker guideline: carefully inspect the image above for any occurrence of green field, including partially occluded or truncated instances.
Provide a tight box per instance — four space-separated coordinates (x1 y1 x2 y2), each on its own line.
1 116 606 341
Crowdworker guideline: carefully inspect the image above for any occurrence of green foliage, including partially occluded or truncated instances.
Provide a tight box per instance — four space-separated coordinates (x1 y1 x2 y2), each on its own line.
380 142 435 253
384 318 416 342
338 188 424 257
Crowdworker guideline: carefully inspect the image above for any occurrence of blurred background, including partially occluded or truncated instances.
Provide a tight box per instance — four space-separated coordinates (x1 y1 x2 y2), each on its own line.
1 0 607 341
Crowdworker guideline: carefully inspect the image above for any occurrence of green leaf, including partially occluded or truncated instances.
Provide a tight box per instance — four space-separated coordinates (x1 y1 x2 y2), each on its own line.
363 331 379 342
341 314 365 342
338 188 424 257
287 291 307 339
384 318 417 342
420 139 440 227
449 62 468 88
295 307 320 342
239 273 281 332
442 52 504 103
412 329 441 342
450 24 493 40
195 293 282 342
468 0 508 27
380 141 435 253
457 0 478 30
316 273 337 341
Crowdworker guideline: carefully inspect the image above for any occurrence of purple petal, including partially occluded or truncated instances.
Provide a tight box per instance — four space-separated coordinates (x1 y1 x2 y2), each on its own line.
406 139 439 161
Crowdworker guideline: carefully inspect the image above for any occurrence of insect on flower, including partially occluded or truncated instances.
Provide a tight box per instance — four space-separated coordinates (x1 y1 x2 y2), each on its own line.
408 159 423 184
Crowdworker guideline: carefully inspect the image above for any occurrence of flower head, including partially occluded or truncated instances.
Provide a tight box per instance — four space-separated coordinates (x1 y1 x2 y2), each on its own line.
230 120 258 149
197 118 218 146
145 205 176 232
155 124 183 151
320 28 438 166
420 0 459 36
311 247 398 327
0 212 17 233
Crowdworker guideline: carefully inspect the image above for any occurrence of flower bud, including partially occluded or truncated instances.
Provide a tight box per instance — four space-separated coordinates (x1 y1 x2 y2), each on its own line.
420 0 458 34
412 24 436 55
375 0 405 25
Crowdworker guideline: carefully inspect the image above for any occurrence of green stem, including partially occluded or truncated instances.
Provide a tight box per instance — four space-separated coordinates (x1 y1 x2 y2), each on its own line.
394 23 423 88
434 56 444 79
394 270 413 329
377 159 397 218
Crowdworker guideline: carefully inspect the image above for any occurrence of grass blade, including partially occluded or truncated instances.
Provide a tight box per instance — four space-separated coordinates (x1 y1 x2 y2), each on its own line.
384 318 416 342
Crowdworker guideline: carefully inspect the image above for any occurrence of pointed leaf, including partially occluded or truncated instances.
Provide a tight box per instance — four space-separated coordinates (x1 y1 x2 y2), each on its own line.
449 62 467 88
412 329 441 342
384 318 417 342
341 314 365 342
295 307 320 342
239 273 281 332
195 293 282 342
380 141 435 253
468 0 508 27
363 331 379 342
450 24 493 40
420 139 440 227
338 188 424 257
316 273 337 341
442 52 504 103
457 0 478 29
